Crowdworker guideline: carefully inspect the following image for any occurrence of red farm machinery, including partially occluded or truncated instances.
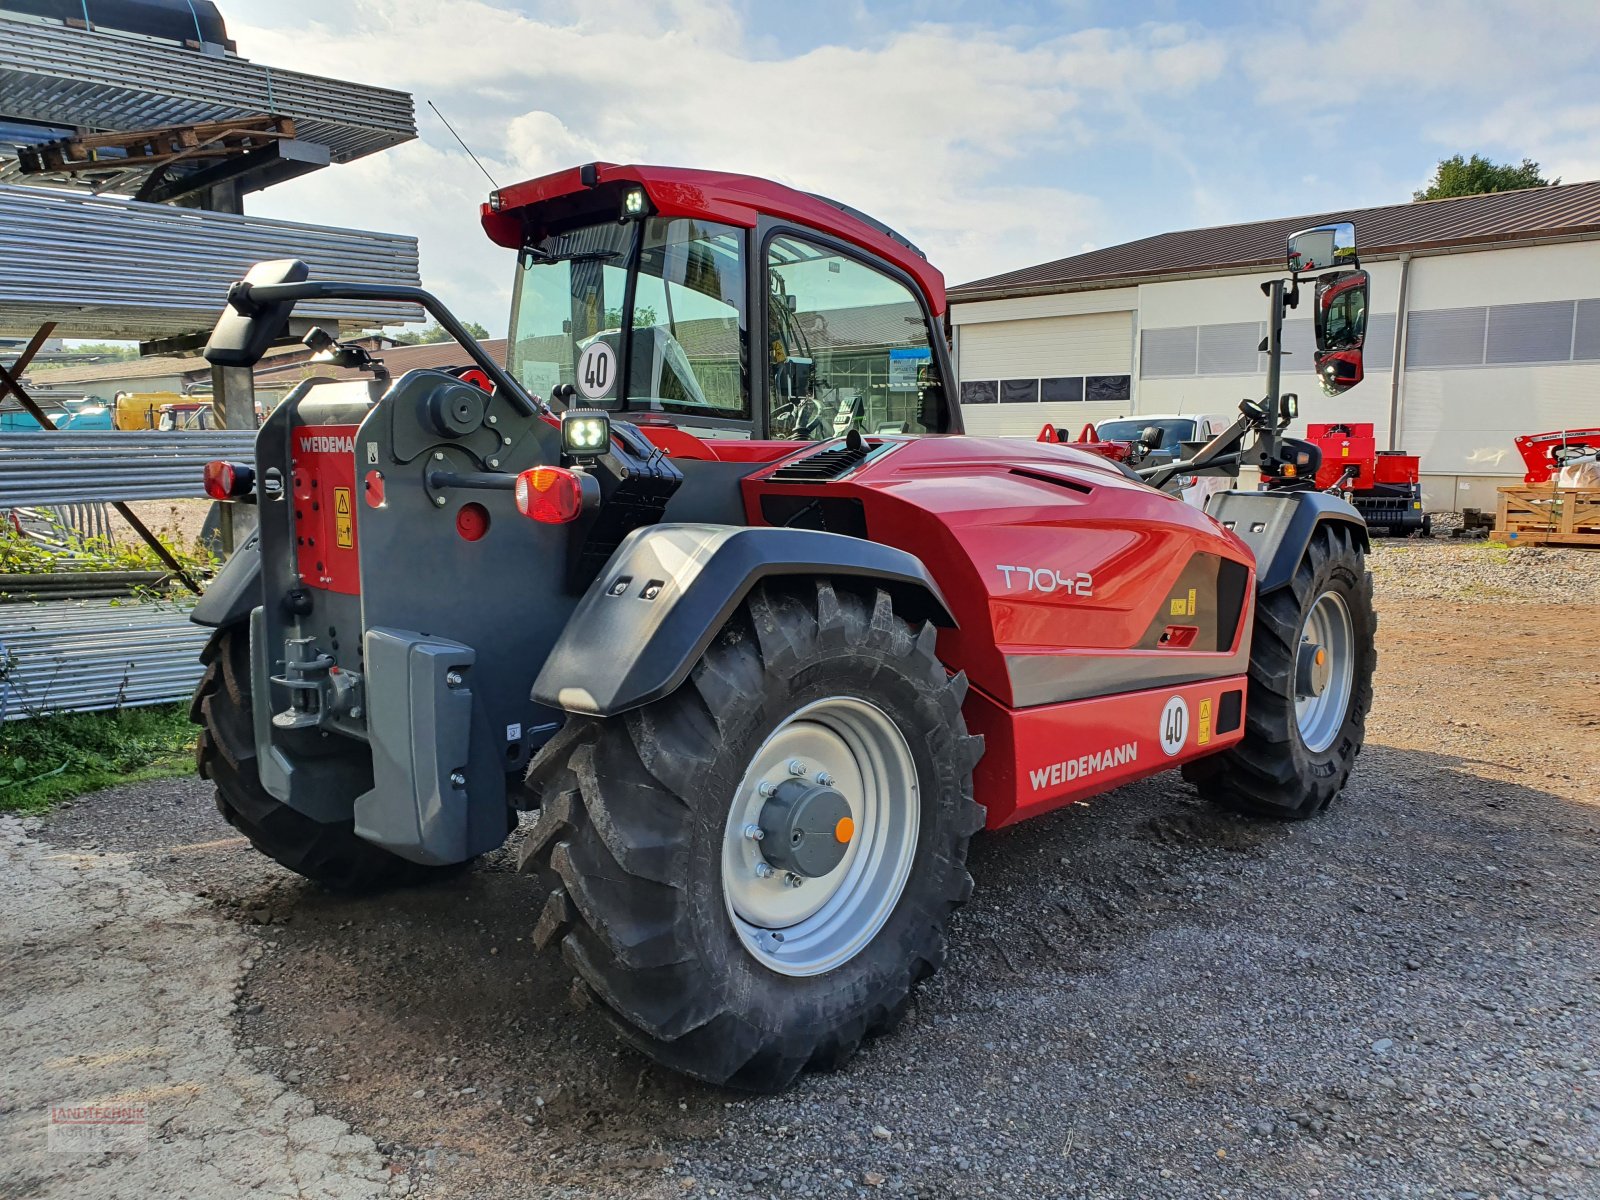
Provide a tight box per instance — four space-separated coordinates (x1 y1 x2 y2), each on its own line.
189 165 1379 1090
1304 422 1427 536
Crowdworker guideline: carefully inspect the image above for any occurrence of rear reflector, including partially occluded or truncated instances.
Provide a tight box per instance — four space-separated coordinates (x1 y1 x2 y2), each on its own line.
515 466 584 523
203 459 254 500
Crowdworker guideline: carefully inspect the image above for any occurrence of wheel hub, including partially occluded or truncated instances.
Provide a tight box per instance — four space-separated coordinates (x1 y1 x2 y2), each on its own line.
721 696 919 978
1294 590 1356 753
1295 641 1332 698
759 779 854 879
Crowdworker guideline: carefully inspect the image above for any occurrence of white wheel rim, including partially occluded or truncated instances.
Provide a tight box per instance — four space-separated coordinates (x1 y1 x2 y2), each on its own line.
722 696 919 977
1295 590 1355 754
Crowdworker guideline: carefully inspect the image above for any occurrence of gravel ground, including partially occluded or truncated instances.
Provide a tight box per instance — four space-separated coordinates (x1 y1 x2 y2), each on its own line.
20 538 1600 1200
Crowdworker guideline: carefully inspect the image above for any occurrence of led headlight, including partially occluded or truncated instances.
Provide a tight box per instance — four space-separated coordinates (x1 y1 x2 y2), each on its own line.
621 186 651 220
561 408 611 459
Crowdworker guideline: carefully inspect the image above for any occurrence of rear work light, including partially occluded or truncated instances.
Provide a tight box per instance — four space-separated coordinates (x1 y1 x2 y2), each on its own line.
515 466 585 523
203 459 254 500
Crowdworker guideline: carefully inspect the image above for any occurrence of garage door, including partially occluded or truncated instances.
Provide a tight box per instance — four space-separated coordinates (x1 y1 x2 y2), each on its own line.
958 311 1135 436
959 311 1133 380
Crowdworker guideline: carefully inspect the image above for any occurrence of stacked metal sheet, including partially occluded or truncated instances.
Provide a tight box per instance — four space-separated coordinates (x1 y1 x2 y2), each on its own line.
0 597 209 719
0 15 415 167
0 182 422 337
0 430 256 506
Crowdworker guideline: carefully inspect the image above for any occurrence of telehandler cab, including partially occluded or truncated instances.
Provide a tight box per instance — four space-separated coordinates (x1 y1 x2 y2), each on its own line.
191 165 1377 1090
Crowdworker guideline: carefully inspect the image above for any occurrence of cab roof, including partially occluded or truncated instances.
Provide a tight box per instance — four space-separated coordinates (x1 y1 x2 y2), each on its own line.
480 162 946 317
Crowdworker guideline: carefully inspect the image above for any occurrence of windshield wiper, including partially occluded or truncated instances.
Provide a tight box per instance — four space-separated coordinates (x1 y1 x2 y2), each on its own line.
521 247 622 266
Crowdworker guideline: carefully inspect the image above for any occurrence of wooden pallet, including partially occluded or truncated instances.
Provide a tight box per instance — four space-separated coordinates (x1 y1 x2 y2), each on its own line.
1491 485 1600 547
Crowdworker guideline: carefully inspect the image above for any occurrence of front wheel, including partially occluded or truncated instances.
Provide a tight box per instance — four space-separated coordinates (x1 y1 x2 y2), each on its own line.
1184 522 1376 819
520 581 984 1091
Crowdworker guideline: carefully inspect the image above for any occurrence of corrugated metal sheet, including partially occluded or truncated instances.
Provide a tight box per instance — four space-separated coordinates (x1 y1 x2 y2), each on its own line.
0 16 414 168
0 597 207 719
0 182 422 337
0 429 254 505
953 181 1600 300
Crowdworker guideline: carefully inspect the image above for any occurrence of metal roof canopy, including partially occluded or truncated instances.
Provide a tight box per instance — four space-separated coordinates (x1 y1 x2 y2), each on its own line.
0 14 415 187
952 180 1600 301
0 182 423 338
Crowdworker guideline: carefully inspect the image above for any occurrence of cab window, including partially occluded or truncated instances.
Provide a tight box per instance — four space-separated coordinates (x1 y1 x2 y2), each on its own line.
764 234 947 439
509 217 749 422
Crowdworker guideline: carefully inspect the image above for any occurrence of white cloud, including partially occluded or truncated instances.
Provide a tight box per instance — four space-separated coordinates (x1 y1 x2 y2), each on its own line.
234 1 1230 331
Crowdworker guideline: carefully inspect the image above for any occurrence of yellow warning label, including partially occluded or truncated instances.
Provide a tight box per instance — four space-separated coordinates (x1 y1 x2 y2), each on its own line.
1198 697 1213 745
1341 445 1350 456
1186 587 1197 616
334 486 353 548
1169 588 1199 618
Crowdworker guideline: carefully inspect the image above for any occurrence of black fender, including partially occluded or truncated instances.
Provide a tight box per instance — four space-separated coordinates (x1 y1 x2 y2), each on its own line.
190 528 262 628
1204 489 1369 594
531 523 955 717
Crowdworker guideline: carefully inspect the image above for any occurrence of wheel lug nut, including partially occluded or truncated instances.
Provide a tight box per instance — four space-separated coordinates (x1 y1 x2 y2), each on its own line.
784 872 804 889
754 862 775 879
757 781 778 798
742 824 765 841
787 759 807 776
815 771 834 786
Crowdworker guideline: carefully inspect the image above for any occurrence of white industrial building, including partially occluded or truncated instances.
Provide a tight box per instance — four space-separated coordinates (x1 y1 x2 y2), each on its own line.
949 183 1600 510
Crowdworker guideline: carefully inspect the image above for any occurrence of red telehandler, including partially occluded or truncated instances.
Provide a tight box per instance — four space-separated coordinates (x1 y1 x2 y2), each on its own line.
190 165 1377 1089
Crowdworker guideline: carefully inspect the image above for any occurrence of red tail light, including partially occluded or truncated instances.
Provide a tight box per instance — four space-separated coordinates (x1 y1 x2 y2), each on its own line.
514 466 584 523
203 459 254 500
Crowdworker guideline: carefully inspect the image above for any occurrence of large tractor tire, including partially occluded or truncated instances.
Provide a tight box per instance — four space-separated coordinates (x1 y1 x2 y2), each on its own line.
521 581 984 1091
1184 522 1376 820
191 625 465 890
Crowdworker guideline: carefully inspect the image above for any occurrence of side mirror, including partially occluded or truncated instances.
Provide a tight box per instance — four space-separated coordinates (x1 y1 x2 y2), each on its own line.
1140 425 1165 450
1287 222 1357 276
204 258 309 368
1312 268 1370 395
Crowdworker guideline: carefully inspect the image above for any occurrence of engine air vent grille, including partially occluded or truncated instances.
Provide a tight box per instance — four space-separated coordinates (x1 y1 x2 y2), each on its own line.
768 435 886 483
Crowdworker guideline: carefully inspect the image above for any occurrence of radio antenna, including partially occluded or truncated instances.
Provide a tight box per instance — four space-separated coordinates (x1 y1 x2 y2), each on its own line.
428 99 500 189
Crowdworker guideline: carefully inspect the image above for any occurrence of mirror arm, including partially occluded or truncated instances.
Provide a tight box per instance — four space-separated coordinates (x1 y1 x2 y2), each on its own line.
240 281 538 416
1139 413 1254 490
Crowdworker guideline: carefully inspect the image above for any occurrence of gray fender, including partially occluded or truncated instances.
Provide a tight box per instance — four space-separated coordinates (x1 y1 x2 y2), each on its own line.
1205 489 1370 594
532 523 955 717
190 528 261 628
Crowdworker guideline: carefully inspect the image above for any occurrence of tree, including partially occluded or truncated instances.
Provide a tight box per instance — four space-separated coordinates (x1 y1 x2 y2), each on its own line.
604 305 659 328
1415 155 1556 201
391 320 490 345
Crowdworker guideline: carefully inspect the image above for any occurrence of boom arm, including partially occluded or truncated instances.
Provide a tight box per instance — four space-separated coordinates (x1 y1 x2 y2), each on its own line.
220 277 539 416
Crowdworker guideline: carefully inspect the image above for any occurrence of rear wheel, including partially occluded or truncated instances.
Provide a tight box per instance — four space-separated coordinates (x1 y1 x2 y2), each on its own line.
192 625 468 890
1184 523 1376 819
521 581 984 1091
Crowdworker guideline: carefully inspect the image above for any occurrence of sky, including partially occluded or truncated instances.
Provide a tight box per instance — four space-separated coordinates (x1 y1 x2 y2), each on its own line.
232 0 1600 338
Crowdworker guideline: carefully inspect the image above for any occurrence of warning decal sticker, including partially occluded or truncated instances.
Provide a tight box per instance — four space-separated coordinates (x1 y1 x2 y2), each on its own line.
334 486 354 548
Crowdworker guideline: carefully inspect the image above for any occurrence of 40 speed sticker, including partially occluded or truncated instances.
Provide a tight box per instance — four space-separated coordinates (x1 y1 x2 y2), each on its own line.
1158 695 1189 757
576 341 617 400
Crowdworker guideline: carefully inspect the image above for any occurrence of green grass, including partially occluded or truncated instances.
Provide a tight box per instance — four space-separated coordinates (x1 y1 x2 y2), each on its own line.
0 704 196 814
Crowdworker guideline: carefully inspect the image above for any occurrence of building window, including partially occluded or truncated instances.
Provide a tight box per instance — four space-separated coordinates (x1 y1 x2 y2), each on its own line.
1576 299 1600 361
1140 326 1197 378
1040 376 1084 403
1000 378 1039 403
961 380 998 404
1085 374 1132 403
1486 300 1576 365
1196 322 1260 375
1406 307 1487 369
